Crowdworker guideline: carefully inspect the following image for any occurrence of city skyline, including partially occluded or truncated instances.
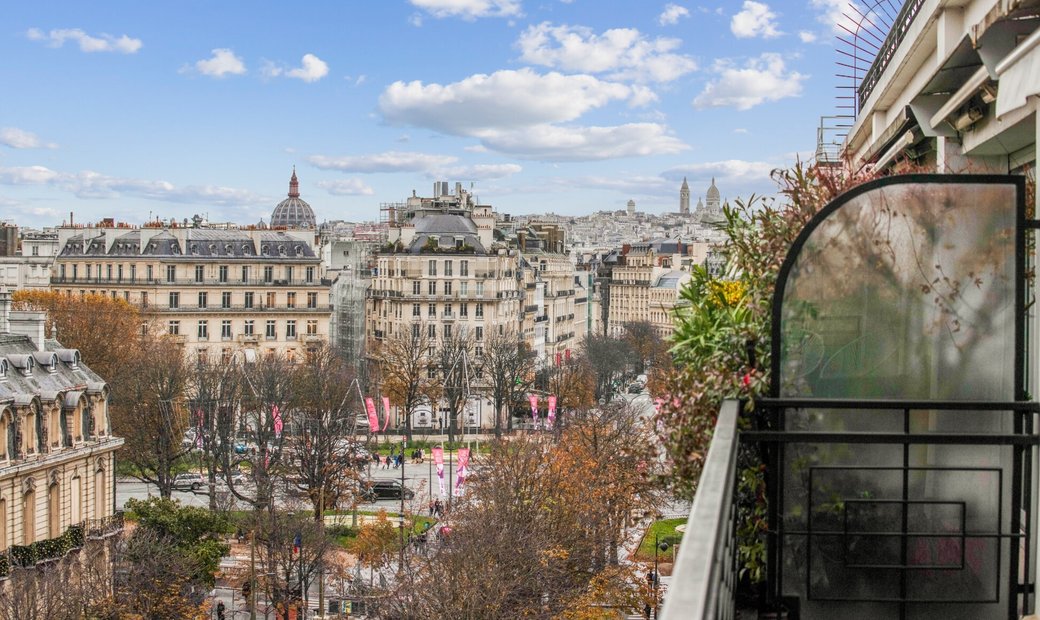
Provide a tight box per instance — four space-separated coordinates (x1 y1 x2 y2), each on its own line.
1 1 848 227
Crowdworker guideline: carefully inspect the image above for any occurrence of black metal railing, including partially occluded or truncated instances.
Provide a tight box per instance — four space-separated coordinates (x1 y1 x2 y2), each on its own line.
661 400 741 619
86 512 125 539
858 0 926 110
0 512 125 578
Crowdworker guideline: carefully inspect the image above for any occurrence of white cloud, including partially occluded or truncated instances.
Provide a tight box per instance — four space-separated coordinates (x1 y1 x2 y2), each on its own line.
264 54 329 82
516 22 696 82
380 69 634 135
810 0 854 34
317 179 375 196
192 48 246 78
0 165 267 206
0 128 56 149
26 27 142 54
409 0 522 19
733 127 749 134
659 3 691 25
308 151 459 173
666 159 776 181
693 53 806 110
479 123 688 161
798 30 817 43
463 144 488 153
730 1 780 38
437 163 522 180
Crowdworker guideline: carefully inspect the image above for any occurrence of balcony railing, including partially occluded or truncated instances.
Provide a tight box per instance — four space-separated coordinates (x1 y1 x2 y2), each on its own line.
660 400 740 620
857 0 926 111
0 513 121 578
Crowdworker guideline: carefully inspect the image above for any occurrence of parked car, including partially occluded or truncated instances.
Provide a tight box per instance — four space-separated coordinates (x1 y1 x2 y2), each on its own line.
361 480 415 502
172 472 206 492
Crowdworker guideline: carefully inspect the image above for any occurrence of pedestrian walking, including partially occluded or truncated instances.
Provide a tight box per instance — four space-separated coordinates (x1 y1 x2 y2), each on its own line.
216 601 226 620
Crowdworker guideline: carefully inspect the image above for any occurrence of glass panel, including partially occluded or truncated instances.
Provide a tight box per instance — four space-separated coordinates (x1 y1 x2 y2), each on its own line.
778 182 1017 401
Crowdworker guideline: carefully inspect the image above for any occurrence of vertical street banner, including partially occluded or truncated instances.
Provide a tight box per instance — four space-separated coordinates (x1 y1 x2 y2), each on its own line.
433 447 445 497
364 397 379 432
547 395 557 430
455 448 470 496
529 395 539 429
381 396 392 432
272 405 283 439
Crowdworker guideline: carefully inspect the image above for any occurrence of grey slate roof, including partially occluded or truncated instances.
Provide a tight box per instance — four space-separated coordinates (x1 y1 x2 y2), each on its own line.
0 334 106 408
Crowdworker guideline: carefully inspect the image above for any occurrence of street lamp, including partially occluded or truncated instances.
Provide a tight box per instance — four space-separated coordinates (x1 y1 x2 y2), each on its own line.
653 533 669 619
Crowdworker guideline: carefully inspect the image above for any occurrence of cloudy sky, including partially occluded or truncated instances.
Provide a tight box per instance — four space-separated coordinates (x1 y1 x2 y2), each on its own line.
0 0 852 227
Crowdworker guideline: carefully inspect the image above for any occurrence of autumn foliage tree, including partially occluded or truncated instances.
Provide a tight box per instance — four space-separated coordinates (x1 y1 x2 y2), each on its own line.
481 327 534 436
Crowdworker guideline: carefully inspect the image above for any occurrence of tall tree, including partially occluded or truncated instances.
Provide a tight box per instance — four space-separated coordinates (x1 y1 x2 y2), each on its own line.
187 357 244 511
541 355 596 430
436 326 476 442
481 328 534 436
622 320 669 375
254 510 333 619
377 322 440 440
581 333 633 402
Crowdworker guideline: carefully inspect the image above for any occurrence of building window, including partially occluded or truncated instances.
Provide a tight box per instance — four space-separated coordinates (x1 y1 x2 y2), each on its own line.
264 266 273 283
195 265 204 283
460 281 468 296
412 324 420 338
460 260 469 276
168 320 180 335
31 245 38 256
266 292 276 308
305 266 315 283
428 260 437 276
445 281 453 295
476 326 483 340
428 303 436 317
107 264 113 280
169 292 180 309
266 320 276 339
198 292 208 309
444 260 452 276
428 281 436 295
244 320 254 336
197 321 209 340
307 292 317 308
287 292 296 309
412 281 421 295
241 266 249 283
197 349 208 365
221 320 232 339
286 266 294 282
428 324 436 338
286 320 297 339
117 265 123 281
130 264 136 282
306 320 317 335
142 292 148 307
244 292 254 309
60 264 66 281
428 366 437 379
413 303 420 317
124 291 130 301
443 324 452 338
476 281 484 297
219 266 228 283
147 265 153 281
166 265 176 282
476 303 484 318
222 291 231 308
460 303 468 317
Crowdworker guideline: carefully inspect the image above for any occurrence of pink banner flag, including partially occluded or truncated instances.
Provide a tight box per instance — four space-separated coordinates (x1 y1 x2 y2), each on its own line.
432 447 445 497
455 448 470 496
547 396 557 430
381 396 392 432
364 397 379 432
272 405 283 439
529 395 539 428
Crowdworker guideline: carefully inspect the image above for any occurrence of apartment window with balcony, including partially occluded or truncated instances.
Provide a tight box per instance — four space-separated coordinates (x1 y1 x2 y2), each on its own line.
198 292 208 309
168 321 180 335
444 260 452 276
445 281 453 295
244 292 254 309
166 265 176 282
147 265 153 281
244 320 255 336
130 264 136 282
445 304 452 317
60 264 66 281
307 320 317 335
286 320 297 339
412 303 421 317
413 281 421 295
286 266 294 283
197 321 209 340
428 260 437 276
264 266 273 283
169 292 180 309
460 281 468 296
307 292 317 308
476 326 483 341
412 323 420 338
241 266 249 283
476 303 484 318
117 265 123 281
221 320 232 340
96 264 102 283
305 266 315 283
428 281 436 295
460 303 468 317
266 320 276 339
86 264 92 280
195 265 204 283
443 324 452 338
72 264 78 280
107 264 113 280
460 260 469 277
221 292 231 309
428 324 436 338
428 303 436 317
219 265 228 283
266 292 276 308
287 292 296 309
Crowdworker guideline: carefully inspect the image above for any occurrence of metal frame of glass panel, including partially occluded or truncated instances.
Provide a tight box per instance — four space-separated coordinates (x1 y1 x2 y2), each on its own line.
748 175 1037 620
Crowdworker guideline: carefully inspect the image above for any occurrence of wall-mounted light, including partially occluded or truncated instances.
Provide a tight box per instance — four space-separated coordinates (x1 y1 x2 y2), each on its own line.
950 107 984 132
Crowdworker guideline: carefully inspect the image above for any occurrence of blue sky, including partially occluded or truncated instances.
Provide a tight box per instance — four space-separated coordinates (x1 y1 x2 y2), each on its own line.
0 0 851 228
